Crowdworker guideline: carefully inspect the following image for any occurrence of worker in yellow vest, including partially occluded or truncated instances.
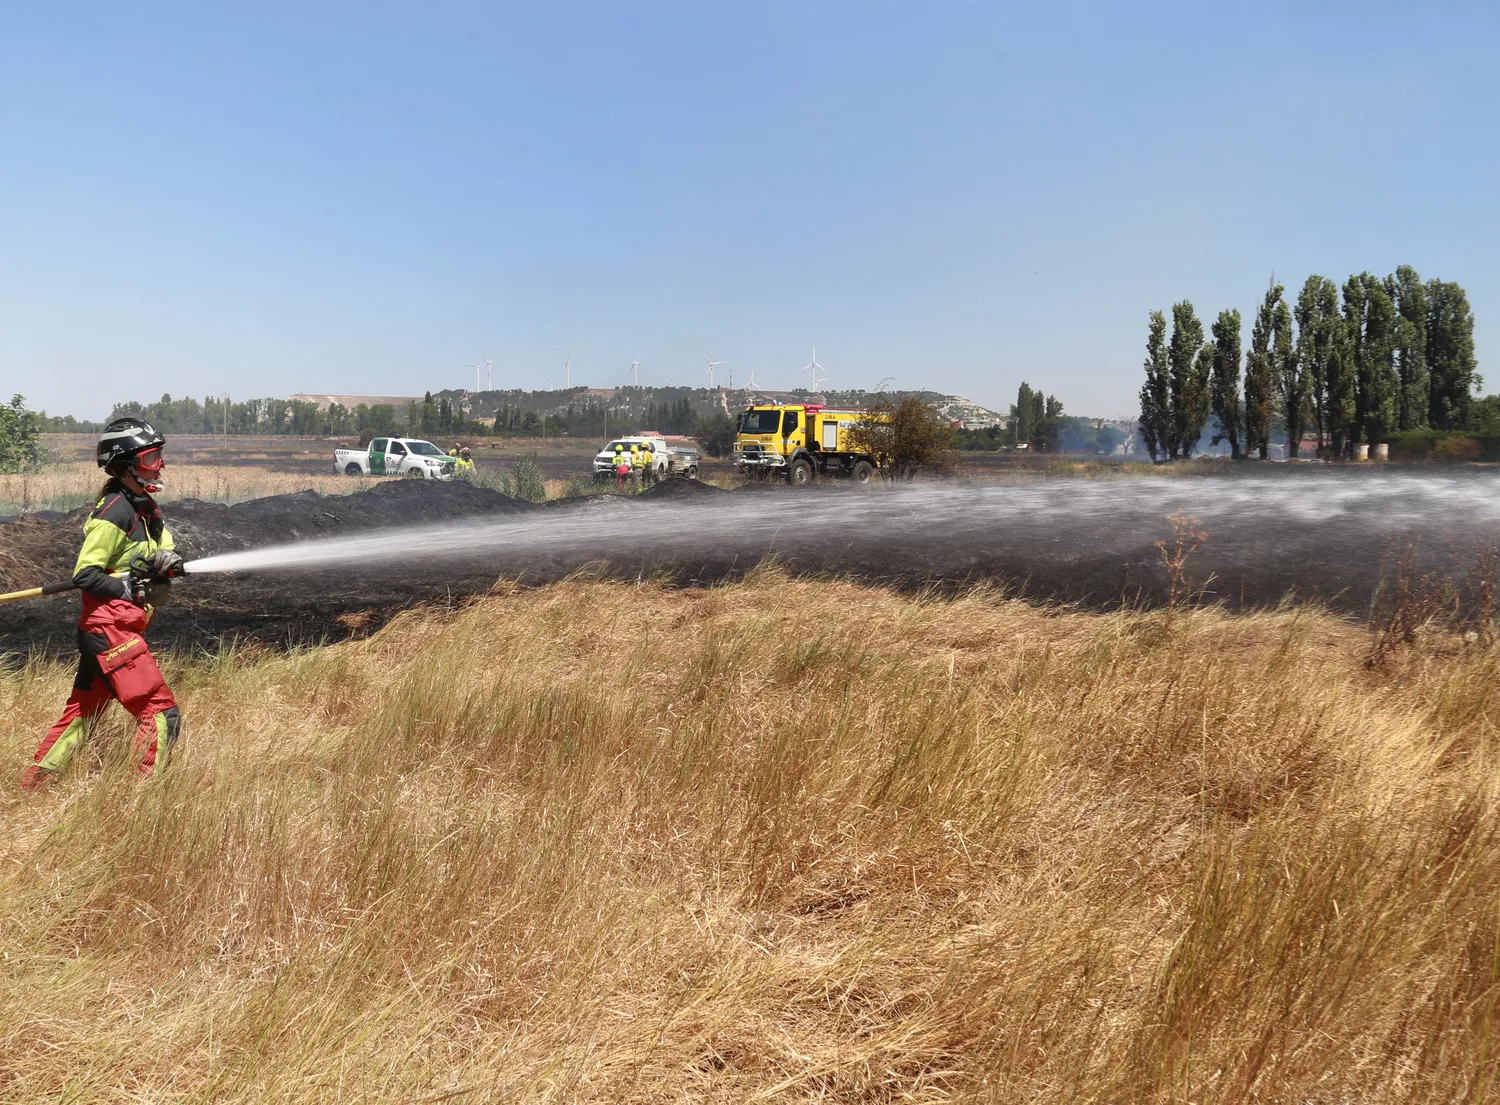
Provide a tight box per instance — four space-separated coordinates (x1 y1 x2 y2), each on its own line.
612 443 629 489
640 442 655 486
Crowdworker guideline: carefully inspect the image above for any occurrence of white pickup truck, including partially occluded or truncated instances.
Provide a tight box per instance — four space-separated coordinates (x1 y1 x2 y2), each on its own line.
335 437 456 480
592 437 673 479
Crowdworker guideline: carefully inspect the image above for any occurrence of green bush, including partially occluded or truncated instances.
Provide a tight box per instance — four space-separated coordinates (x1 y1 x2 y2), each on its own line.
1386 430 1442 460
693 411 736 458
1386 430 1500 462
0 395 46 474
477 456 549 502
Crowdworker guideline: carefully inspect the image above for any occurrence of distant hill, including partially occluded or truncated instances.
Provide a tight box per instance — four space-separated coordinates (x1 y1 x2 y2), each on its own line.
288 393 421 409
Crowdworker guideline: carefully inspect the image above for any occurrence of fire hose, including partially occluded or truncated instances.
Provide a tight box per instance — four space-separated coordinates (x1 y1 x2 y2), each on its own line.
0 555 186 607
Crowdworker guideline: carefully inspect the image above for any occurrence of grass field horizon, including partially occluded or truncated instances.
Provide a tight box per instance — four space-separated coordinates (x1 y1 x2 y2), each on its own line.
3 569 1497 1102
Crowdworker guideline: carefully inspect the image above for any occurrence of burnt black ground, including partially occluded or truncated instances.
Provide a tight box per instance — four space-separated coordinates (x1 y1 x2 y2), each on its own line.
0 481 536 657
3 469 1498 659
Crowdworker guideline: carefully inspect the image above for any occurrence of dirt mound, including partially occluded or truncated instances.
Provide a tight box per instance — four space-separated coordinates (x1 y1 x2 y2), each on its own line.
638 477 726 499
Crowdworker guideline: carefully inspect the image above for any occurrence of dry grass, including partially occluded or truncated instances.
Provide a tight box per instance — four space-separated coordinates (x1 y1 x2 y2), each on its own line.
0 464 379 514
2 571 1498 1102
5 465 613 515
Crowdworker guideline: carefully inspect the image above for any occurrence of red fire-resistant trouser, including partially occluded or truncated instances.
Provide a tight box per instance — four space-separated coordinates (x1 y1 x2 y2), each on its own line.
22 627 180 792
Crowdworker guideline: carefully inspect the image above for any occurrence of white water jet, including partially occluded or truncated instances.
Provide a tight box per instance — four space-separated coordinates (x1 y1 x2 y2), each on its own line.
181 472 1500 579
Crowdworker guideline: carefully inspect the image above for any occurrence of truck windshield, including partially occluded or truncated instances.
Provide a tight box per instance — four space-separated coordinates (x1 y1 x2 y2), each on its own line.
407 441 444 456
738 409 781 434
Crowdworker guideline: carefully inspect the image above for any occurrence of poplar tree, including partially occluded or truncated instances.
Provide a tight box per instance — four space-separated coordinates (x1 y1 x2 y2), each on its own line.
1351 273 1397 445
1273 289 1308 457
1390 266 1428 431
1325 326 1356 458
1168 300 1207 457
1012 381 1041 445
1340 275 1368 449
1193 342 1216 452
1295 275 1342 451
1137 311 1171 460
1244 282 1280 459
1427 280 1479 430
1209 309 1243 458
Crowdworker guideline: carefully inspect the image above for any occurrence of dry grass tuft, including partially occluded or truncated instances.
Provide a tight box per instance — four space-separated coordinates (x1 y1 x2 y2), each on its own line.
0 464 379 514
2 571 1498 1102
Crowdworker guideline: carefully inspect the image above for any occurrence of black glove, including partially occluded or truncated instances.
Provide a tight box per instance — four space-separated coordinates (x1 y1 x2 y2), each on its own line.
150 549 185 580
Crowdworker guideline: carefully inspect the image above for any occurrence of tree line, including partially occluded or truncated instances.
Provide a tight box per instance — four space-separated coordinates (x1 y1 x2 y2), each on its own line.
36 392 694 442
1138 267 1478 460
957 382 1124 454
31 388 729 447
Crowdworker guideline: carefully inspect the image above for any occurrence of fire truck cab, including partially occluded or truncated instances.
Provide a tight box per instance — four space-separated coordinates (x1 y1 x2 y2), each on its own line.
732 403 885 485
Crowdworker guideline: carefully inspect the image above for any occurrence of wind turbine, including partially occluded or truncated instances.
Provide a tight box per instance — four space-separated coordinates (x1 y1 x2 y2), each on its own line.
469 359 483 395
485 357 493 391
629 358 640 386
706 356 725 388
803 347 828 390
564 356 571 389
747 367 758 391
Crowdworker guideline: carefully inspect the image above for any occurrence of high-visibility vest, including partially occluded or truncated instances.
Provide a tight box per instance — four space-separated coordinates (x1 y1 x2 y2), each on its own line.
630 450 644 468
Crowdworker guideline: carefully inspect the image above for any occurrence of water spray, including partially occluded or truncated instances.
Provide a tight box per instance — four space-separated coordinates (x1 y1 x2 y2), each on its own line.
7 472 1500 617
163 470 1500 585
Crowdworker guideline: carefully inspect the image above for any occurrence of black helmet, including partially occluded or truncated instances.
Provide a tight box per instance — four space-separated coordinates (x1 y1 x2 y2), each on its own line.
97 417 166 473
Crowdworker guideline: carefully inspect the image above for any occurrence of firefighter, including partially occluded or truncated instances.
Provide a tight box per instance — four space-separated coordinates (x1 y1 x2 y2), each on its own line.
629 443 644 486
454 447 476 479
640 442 655 486
612 443 629 490
22 418 185 794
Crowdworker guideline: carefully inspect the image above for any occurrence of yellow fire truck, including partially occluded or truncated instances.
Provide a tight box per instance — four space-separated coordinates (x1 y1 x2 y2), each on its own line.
732 403 887 484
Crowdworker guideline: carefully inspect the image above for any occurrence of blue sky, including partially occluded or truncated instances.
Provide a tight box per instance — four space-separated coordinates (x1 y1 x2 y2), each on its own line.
2 1 1496 421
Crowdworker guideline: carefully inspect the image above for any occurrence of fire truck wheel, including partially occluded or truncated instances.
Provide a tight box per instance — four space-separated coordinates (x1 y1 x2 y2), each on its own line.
850 460 876 484
789 458 814 485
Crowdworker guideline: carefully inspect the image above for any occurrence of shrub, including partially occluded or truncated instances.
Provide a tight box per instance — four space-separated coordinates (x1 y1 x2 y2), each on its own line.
847 395 959 481
0 395 46 474
1433 436 1482 461
693 411 736 458
1385 430 1440 461
494 456 548 502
